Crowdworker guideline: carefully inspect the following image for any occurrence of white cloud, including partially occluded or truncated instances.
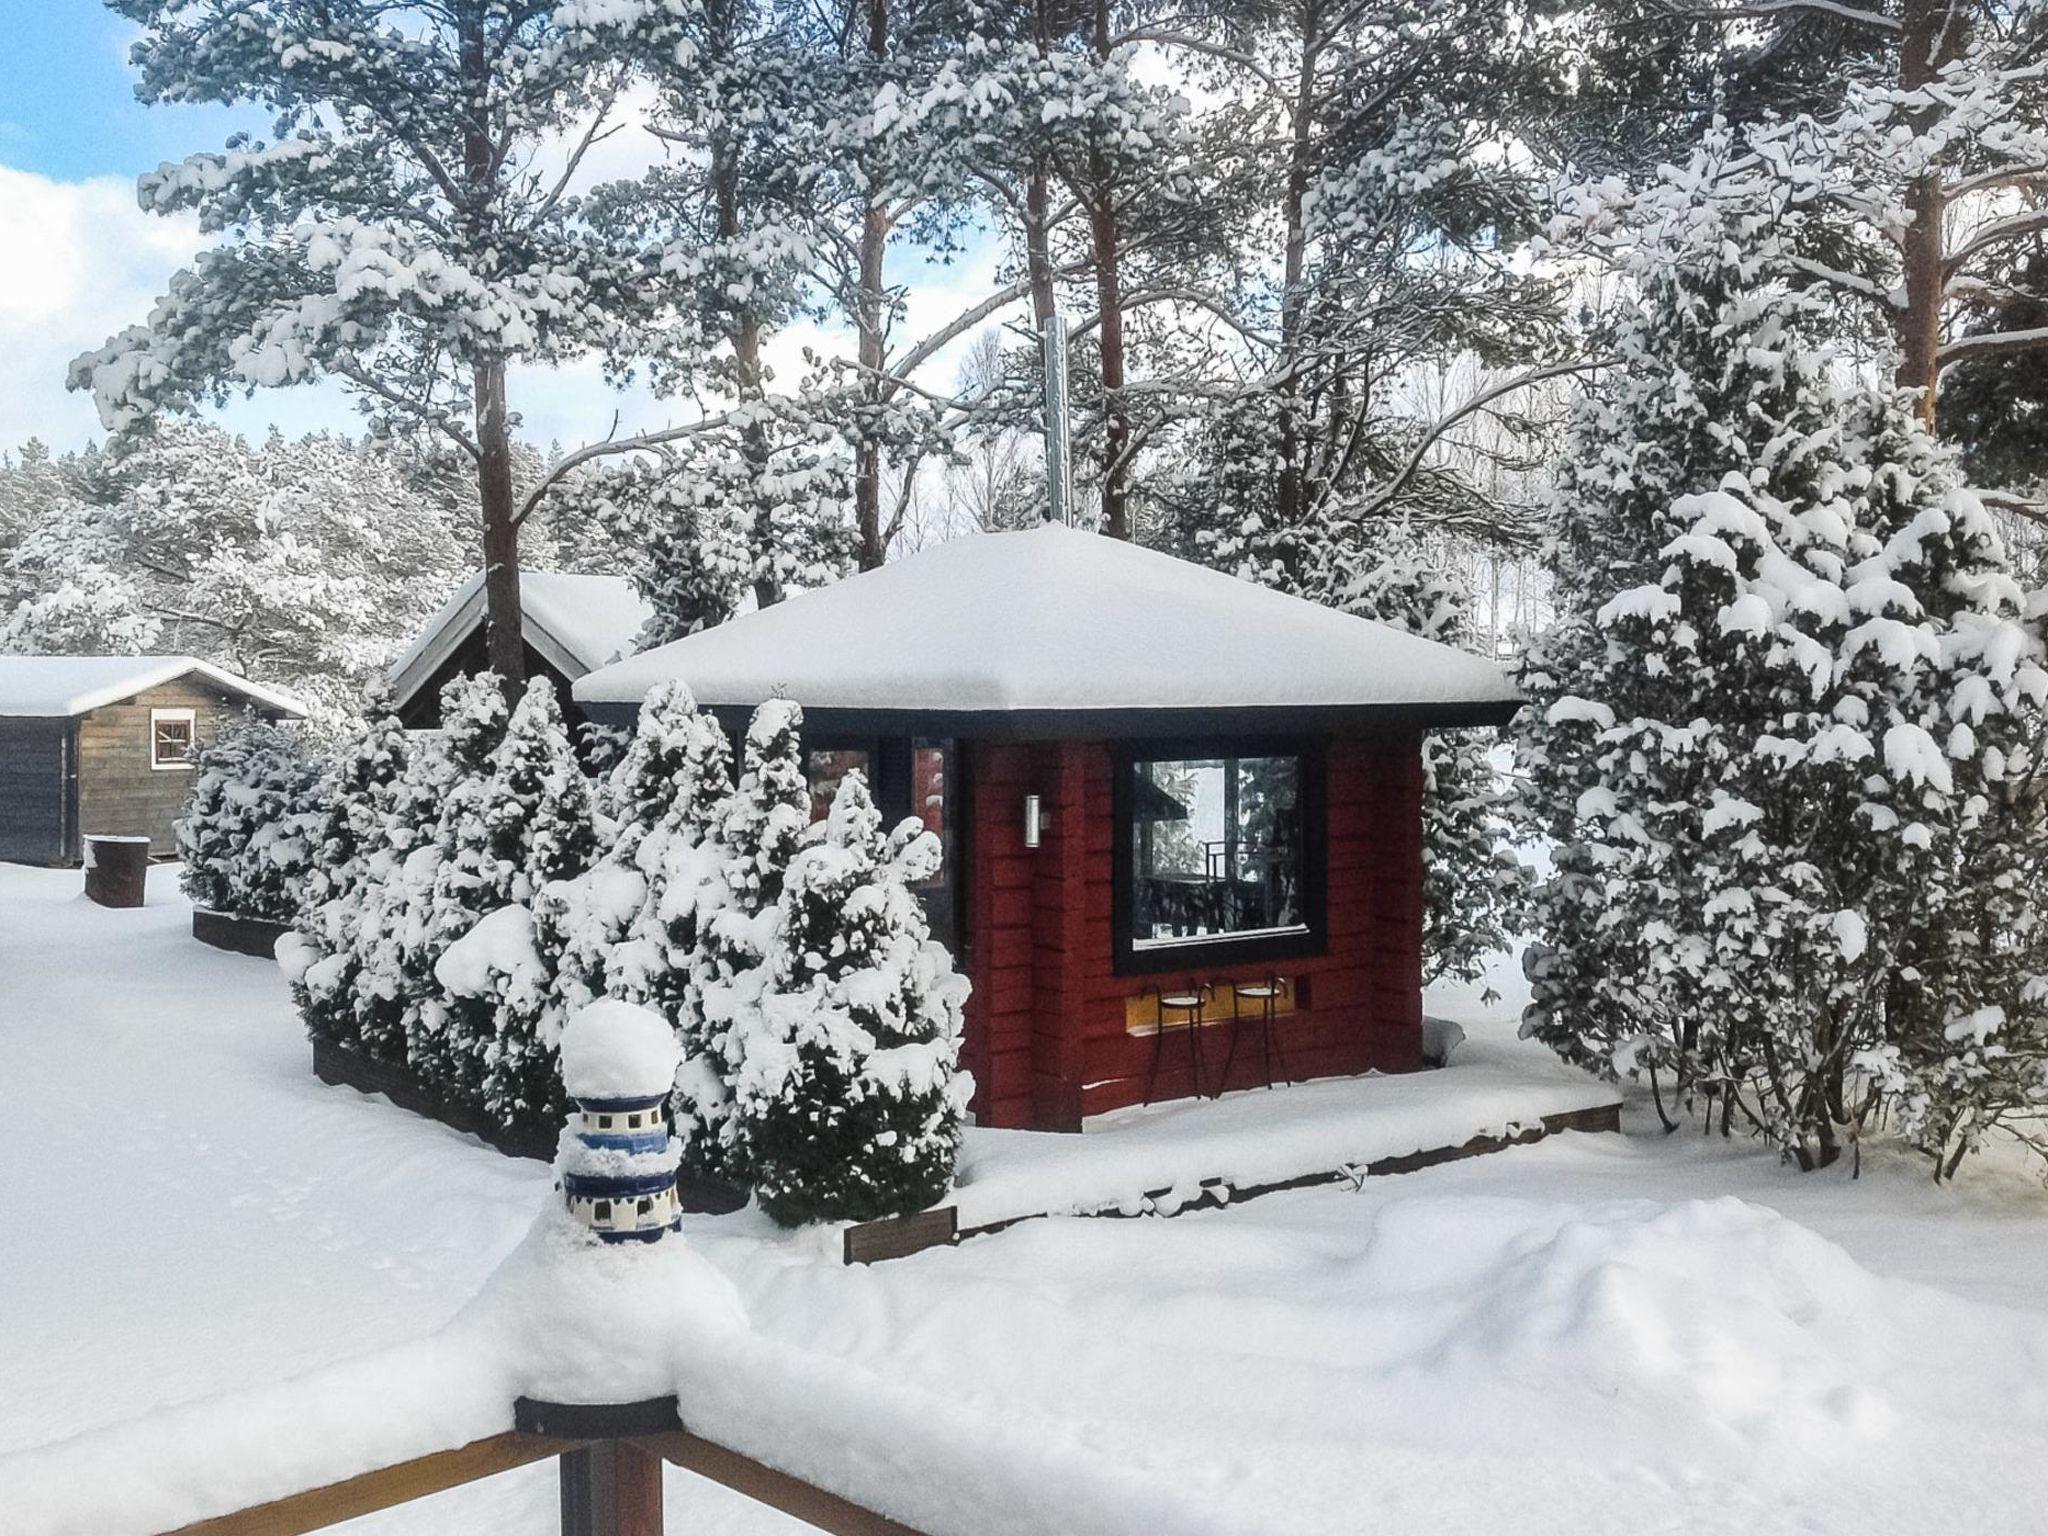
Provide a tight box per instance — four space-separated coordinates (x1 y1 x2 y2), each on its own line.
0 164 204 451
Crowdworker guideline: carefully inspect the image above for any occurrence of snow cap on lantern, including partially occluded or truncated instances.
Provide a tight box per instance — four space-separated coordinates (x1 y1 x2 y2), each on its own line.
556 1000 685 1244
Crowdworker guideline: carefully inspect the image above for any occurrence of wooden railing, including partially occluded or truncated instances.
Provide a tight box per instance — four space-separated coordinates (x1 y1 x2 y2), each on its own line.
159 1417 929 1536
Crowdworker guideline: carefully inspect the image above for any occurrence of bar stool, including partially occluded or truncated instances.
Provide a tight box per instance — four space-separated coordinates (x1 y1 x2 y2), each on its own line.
1144 980 1210 1104
1221 975 1290 1094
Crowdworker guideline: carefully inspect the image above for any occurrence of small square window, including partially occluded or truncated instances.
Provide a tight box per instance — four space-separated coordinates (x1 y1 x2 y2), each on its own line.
150 709 197 771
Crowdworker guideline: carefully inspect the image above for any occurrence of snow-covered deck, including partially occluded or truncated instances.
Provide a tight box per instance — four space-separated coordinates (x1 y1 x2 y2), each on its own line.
953 1043 1621 1233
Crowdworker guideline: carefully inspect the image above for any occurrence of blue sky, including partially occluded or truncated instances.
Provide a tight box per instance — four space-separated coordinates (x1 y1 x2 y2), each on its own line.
0 4 261 182
0 2 1001 457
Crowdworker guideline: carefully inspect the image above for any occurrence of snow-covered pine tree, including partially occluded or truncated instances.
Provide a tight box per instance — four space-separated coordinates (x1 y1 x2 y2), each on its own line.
434 677 600 1135
1823 389 2048 1176
1333 528 1531 994
738 770 972 1226
1516 141 2048 1172
66 0 712 694
288 687 411 1050
178 711 322 923
350 715 450 1062
401 674 510 1099
548 680 731 1033
683 698 809 1181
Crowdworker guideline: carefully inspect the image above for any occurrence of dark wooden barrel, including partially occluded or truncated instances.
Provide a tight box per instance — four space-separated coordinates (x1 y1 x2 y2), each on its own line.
83 834 150 908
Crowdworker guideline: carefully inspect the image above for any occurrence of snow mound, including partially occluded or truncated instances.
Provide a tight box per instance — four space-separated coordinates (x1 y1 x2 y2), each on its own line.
1349 1194 2045 1452
559 999 681 1099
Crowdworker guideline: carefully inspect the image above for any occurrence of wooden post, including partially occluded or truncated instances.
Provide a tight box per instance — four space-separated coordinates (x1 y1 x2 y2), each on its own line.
560 1440 665 1536
83 834 149 907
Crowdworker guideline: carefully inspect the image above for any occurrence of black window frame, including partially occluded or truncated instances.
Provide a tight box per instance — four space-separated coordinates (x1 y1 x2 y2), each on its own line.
1110 736 1327 977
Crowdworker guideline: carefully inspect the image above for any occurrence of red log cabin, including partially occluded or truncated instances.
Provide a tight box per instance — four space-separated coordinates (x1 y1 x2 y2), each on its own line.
576 525 1520 1131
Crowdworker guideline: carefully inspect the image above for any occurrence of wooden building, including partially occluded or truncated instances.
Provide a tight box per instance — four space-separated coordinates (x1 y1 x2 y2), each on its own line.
388 570 651 738
0 657 307 867
576 525 1521 1131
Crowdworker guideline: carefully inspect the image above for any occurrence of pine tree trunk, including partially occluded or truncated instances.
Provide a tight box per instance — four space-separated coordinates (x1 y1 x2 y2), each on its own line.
1894 0 1960 426
716 147 782 611
461 3 523 692
1089 0 1131 541
476 358 525 691
1026 159 1056 325
854 0 891 570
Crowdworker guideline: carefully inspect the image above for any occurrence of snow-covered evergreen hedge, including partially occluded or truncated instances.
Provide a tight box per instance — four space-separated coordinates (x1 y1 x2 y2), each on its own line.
283 676 974 1220
178 713 324 924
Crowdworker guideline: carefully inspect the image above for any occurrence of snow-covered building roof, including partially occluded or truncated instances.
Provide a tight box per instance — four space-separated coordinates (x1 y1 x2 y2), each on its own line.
0 656 307 718
386 570 652 707
576 524 1520 735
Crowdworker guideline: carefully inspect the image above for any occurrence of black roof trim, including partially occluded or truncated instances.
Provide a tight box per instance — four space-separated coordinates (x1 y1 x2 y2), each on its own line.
577 697 1522 739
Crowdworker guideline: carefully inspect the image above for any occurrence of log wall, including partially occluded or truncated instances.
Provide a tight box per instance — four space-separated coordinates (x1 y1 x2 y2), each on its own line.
962 734 1426 1130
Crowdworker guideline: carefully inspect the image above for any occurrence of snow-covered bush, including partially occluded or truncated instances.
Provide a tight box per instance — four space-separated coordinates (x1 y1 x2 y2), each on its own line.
178 712 323 924
286 689 411 1051
436 678 599 1133
737 771 973 1227
400 674 511 1098
1515 141 2048 1176
682 698 811 1182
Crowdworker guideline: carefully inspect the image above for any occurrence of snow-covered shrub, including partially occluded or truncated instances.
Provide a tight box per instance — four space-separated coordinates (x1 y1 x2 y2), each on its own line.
684 698 810 1182
401 674 511 1098
286 687 410 1051
1515 141 2048 1176
435 678 599 1133
737 771 973 1227
178 711 323 923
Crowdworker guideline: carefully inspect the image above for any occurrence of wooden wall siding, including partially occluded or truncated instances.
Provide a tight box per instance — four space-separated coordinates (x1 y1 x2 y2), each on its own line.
0 718 74 865
75 680 247 857
395 626 587 737
962 735 1428 1130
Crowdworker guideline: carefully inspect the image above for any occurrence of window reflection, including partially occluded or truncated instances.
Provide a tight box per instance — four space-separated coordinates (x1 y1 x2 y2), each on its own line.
1131 754 1304 948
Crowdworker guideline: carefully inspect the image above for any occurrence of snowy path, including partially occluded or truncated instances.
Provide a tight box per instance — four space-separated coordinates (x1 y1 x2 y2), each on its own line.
5 864 2048 1535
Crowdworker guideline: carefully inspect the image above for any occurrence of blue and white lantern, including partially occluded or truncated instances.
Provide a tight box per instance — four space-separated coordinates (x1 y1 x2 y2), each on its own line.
556 1000 685 1244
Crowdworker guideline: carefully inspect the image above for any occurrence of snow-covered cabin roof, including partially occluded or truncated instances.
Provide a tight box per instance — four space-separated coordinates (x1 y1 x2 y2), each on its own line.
0 656 308 719
387 570 652 708
576 524 1520 736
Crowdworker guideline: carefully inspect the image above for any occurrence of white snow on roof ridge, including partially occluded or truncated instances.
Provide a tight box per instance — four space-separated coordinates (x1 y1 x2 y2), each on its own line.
577 523 1520 717
386 570 653 703
0 655 309 718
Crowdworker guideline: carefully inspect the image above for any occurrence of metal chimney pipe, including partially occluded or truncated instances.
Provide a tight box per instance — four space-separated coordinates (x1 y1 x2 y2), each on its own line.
1041 312 1074 527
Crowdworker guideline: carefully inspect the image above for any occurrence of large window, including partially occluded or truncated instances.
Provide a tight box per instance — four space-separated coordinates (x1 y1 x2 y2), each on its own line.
1116 745 1323 973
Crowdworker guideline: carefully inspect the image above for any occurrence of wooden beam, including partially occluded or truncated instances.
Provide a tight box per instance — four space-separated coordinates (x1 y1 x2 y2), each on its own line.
162 1432 583 1536
644 1432 931 1536
561 1440 666 1536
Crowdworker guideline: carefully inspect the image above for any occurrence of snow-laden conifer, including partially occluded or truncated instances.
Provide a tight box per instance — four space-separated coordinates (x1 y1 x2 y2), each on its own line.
178 711 322 924
287 686 410 1050
1516 140 2048 1173
550 680 732 1033
400 674 510 1098
738 771 972 1226
683 698 809 1181
435 678 599 1133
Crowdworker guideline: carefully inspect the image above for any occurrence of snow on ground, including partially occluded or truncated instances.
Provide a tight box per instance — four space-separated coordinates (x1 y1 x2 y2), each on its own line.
4 863 2048 1535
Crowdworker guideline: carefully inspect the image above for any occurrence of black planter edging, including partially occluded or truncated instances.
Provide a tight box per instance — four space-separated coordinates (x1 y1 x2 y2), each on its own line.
310 1037 750 1216
313 1036 555 1161
193 908 294 958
